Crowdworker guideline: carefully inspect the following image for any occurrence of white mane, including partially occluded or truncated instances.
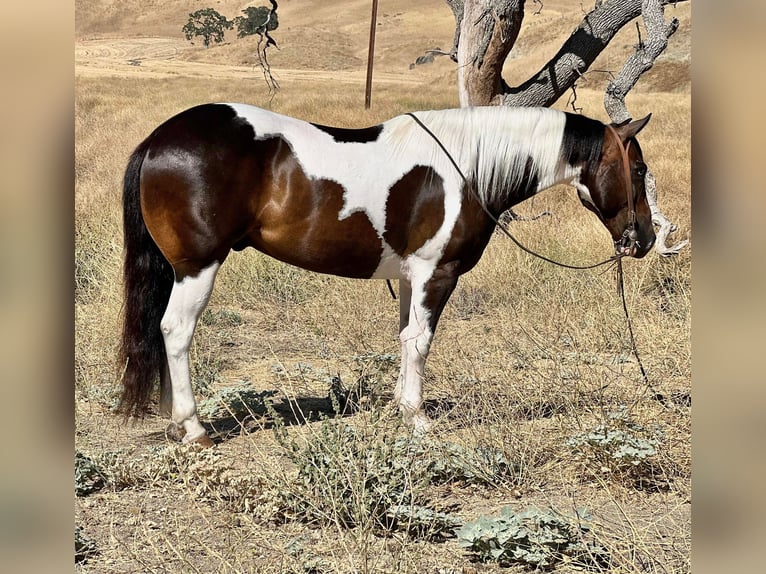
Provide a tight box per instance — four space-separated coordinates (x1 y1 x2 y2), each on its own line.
384 107 568 207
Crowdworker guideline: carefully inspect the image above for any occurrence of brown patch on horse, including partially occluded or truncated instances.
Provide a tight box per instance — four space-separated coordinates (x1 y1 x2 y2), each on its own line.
140 105 268 279
383 166 445 257
242 137 383 278
584 126 655 257
438 190 496 275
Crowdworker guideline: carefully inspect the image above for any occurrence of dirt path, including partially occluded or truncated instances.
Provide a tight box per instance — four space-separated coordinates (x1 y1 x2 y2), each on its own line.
75 37 424 85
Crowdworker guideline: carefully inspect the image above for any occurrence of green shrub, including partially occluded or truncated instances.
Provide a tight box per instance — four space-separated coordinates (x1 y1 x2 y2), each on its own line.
75 451 105 497
567 406 663 484
197 381 276 421
456 506 609 569
273 414 434 533
267 404 520 539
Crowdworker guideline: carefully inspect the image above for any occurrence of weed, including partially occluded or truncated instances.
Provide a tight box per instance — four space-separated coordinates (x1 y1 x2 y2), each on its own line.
329 352 400 413
200 308 244 327
264 405 521 539
75 526 98 563
191 353 225 398
456 506 609 569
75 451 106 497
86 443 224 492
567 406 664 487
197 381 277 421
271 413 434 534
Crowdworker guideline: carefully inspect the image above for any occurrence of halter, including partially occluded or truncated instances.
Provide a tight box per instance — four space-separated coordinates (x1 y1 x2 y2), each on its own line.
605 123 638 256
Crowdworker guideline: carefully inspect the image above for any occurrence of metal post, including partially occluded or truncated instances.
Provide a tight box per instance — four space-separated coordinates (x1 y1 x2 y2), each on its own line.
364 0 378 109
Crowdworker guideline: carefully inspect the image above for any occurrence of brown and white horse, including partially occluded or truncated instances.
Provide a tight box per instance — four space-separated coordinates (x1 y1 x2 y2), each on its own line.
118 103 655 445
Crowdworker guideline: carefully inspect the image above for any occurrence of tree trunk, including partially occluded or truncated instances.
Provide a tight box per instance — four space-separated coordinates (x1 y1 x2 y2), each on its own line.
454 0 525 106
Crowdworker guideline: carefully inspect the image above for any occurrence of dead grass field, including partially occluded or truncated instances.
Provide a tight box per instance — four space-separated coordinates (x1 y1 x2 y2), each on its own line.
75 1 690 572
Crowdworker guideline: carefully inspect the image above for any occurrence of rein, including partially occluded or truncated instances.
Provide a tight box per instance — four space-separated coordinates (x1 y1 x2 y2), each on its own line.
405 112 666 405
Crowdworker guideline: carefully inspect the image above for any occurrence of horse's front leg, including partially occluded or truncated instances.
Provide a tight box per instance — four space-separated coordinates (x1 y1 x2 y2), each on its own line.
397 263 459 431
161 263 220 446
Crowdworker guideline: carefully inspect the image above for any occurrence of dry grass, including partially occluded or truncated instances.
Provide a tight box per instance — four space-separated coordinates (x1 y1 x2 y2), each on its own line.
75 2 690 572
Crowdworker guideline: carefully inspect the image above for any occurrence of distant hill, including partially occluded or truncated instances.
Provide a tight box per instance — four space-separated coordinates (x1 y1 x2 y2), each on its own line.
75 0 689 92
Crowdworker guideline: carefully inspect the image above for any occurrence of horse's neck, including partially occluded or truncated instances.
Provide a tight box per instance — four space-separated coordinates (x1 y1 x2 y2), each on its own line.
461 108 571 214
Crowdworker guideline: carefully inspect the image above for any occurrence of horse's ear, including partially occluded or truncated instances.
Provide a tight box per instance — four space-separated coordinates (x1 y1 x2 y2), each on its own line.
613 114 652 141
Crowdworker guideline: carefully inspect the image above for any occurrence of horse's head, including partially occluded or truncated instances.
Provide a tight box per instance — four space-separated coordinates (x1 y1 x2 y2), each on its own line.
576 115 656 259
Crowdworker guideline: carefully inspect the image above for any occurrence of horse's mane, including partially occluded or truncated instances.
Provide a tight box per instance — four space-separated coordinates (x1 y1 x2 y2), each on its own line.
385 107 604 208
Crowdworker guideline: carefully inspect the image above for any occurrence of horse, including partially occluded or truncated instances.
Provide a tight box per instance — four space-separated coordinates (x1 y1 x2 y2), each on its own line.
118 103 655 446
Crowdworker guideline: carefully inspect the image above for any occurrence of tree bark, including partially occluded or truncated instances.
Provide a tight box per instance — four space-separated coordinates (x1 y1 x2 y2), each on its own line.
454 0 526 106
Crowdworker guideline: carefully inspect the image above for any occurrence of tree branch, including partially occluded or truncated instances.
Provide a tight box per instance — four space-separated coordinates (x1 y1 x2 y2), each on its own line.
446 0 689 255
254 0 280 94
603 0 687 256
500 0 688 106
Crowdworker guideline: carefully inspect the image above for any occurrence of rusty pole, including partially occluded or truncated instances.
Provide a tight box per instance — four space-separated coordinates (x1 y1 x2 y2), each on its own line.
364 0 378 109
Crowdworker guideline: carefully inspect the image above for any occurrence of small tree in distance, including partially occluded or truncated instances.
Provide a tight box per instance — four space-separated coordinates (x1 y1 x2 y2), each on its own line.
235 5 280 38
182 8 233 48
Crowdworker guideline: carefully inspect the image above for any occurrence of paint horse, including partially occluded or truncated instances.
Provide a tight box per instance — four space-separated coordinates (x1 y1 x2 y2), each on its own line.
119 104 655 446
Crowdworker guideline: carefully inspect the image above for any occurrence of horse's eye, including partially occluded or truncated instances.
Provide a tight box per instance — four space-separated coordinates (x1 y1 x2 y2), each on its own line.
635 163 647 178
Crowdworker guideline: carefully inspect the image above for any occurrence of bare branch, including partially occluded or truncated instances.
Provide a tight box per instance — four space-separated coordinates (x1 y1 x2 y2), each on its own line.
604 0 679 122
254 0 280 94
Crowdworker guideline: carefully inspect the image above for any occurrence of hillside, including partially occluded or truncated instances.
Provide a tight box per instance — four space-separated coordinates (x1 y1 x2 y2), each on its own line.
75 0 690 93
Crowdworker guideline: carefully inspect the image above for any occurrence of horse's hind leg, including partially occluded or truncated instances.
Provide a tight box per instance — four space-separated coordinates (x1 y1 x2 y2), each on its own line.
161 262 220 446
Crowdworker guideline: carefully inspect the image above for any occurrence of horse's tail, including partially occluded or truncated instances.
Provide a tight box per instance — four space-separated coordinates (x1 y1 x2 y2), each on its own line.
117 135 174 418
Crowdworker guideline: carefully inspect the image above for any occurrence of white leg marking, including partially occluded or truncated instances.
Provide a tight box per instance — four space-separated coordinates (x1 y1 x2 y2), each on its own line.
397 269 435 431
160 263 220 443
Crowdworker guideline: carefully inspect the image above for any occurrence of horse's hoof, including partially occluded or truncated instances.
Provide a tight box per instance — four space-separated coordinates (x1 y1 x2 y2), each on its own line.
165 422 186 442
412 412 433 434
401 406 433 434
188 434 215 448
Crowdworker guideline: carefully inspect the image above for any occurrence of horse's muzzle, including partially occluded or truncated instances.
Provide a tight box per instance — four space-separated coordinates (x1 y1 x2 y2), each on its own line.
615 228 654 258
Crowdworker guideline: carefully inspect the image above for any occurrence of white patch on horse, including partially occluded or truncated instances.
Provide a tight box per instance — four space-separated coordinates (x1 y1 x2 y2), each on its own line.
562 165 597 209
396 256 436 429
227 104 411 237
397 107 569 207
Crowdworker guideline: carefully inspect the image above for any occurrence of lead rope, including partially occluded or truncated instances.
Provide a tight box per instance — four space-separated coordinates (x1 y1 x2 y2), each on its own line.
406 112 667 407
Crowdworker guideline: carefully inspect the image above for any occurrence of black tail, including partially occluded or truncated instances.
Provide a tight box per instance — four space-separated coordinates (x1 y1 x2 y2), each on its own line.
117 136 174 417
